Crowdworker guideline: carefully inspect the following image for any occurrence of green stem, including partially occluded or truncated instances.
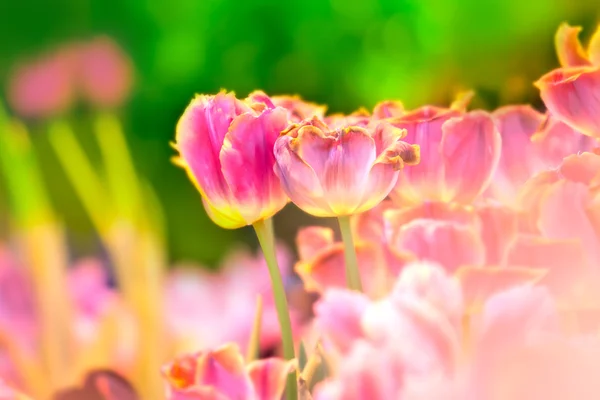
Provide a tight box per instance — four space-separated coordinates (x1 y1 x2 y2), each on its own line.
337 215 362 292
253 218 297 400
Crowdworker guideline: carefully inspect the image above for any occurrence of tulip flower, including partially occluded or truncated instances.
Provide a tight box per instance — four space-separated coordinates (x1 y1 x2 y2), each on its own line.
389 109 501 206
161 344 294 400
175 90 298 398
76 36 134 109
6 49 76 119
535 23 600 138
274 116 419 291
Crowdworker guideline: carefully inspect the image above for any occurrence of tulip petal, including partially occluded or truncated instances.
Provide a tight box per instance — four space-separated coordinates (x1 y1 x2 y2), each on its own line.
535 67 600 138
476 204 519 265
296 127 377 215
247 358 296 400
554 23 592 68
219 107 289 223
296 226 335 261
274 135 333 217
559 151 600 184
505 234 589 300
440 111 501 204
455 266 546 314
589 25 600 66
538 180 600 263
372 100 404 119
295 243 382 295
176 92 251 205
390 219 485 272
314 289 370 353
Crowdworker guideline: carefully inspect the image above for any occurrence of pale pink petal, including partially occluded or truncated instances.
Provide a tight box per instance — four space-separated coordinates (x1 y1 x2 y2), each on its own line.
554 23 592 67
247 358 295 400
440 111 502 204
220 107 289 223
273 135 333 217
537 180 600 263
297 126 377 215
295 243 383 295
389 106 461 204
476 204 519 265
314 289 370 353
535 67 600 139
531 116 597 167
456 266 546 314
296 227 335 261
505 234 590 300
559 151 600 184
390 219 485 272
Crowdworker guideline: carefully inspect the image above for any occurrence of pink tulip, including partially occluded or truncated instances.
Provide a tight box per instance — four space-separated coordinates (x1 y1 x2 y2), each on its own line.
247 91 326 122
161 344 294 400
390 109 501 205
76 36 134 108
273 117 419 217
6 48 76 118
535 24 600 138
175 91 290 228
164 245 299 354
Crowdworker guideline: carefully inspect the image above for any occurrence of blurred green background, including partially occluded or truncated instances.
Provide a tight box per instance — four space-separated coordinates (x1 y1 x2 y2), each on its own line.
0 0 598 266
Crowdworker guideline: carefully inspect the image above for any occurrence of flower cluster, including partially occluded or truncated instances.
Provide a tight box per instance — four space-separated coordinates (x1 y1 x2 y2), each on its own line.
2 21 600 400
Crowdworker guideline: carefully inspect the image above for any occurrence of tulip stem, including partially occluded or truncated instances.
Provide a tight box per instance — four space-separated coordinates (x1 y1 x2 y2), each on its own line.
253 218 297 400
337 215 363 292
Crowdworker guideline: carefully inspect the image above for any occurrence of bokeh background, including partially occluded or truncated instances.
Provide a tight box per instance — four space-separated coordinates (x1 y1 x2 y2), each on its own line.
0 0 598 267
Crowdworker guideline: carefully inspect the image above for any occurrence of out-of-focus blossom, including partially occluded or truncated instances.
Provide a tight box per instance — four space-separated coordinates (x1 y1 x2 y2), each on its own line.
389 109 501 206
488 106 596 206
273 117 419 217
161 343 294 400
6 49 76 119
536 23 600 138
0 379 31 400
53 369 139 400
76 36 134 108
175 91 290 229
164 245 300 355
312 262 599 400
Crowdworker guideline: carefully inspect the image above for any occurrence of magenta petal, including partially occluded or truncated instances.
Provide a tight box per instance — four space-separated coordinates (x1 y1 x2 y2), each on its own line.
440 111 501 204
176 92 251 207
219 107 289 223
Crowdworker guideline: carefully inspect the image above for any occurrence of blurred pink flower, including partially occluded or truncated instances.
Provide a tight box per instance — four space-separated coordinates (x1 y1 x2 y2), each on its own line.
535 24 600 138
0 379 31 400
312 262 598 400
161 343 294 400
7 49 76 119
389 109 501 206
273 117 419 217
76 36 134 108
175 91 290 229
164 245 300 355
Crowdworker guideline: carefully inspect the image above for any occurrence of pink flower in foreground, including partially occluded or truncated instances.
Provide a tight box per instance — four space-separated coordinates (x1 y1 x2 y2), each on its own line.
313 262 600 400
0 380 31 400
535 23 600 138
175 91 290 228
164 245 299 355
162 344 294 400
6 48 76 118
273 117 419 217
389 109 501 206
76 36 134 108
